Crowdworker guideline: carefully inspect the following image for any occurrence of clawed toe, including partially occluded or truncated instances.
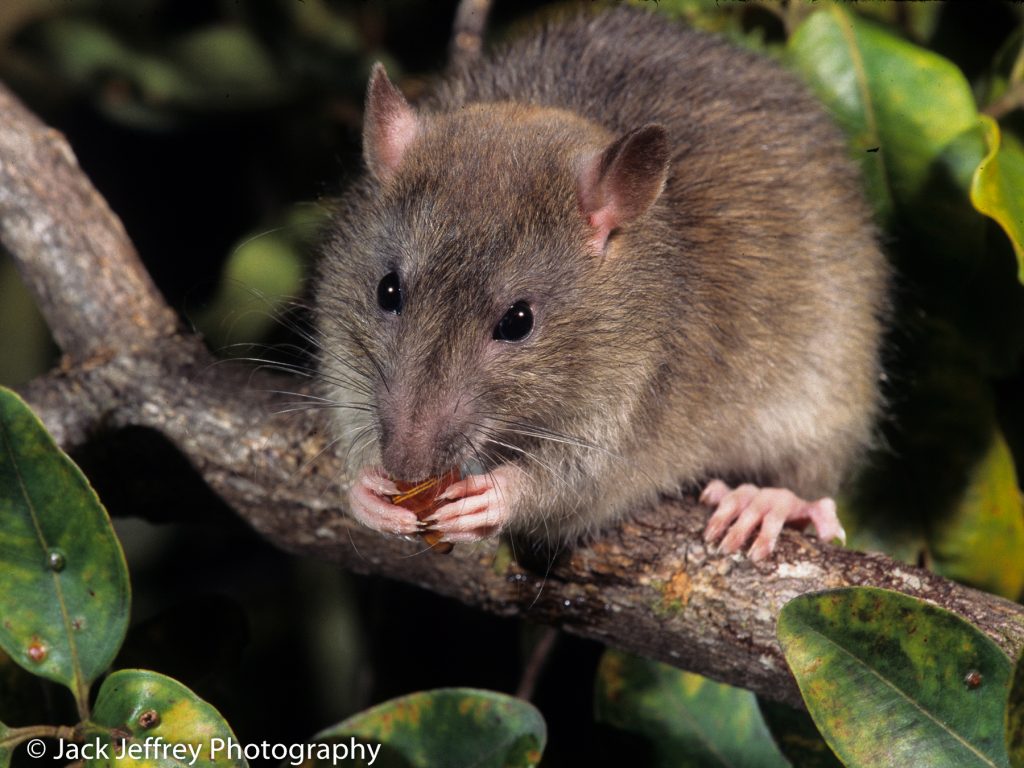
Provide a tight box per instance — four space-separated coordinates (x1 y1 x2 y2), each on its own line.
700 479 845 560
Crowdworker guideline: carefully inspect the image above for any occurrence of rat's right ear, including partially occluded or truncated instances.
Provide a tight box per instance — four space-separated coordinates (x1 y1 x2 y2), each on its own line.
364 63 420 183
578 124 670 253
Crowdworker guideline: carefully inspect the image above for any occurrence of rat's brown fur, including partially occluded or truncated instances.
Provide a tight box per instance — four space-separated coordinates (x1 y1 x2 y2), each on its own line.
315 6 888 543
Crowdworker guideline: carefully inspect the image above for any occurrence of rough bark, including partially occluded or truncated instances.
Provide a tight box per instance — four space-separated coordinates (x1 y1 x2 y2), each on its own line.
2 80 1023 710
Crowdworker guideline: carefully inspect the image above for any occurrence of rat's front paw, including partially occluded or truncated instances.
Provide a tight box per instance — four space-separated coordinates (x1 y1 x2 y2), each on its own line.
700 479 845 561
423 464 524 543
348 466 419 536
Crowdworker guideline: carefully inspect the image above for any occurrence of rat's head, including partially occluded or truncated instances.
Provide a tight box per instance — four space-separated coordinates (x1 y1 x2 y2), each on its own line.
315 65 671 482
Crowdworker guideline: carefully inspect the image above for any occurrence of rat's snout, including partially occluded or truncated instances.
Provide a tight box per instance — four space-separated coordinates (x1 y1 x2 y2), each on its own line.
376 385 464 482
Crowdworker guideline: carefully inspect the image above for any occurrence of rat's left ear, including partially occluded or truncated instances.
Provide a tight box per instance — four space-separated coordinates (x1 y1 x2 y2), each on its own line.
578 124 669 252
363 63 420 183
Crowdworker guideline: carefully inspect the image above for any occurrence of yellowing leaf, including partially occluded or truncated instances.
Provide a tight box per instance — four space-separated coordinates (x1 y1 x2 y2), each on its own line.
0 388 130 708
89 670 246 768
930 430 1024 600
971 115 1024 284
315 688 545 768
779 588 1012 768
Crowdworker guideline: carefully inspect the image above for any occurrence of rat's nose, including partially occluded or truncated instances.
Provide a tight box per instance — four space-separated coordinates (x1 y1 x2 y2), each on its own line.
377 390 459 482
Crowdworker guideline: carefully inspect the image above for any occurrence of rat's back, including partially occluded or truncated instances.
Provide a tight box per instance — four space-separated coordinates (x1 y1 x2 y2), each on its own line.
432 6 888 500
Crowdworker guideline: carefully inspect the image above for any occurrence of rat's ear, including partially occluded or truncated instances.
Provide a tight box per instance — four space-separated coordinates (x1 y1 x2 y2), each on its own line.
364 63 420 183
578 124 669 252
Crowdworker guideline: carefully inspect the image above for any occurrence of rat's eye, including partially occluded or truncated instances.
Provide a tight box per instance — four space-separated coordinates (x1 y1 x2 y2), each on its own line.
376 272 403 314
493 301 534 342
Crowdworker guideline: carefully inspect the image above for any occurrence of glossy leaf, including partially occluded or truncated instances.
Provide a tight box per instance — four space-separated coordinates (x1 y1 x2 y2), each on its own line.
971 115 1024 284
1009 649 1024 767
758 699 843 768
0 387 130 704
779 587 1011 767
89 669 245 768
313 688 545 768
788 6 986 253
929 429 1024 600
594 649 790 768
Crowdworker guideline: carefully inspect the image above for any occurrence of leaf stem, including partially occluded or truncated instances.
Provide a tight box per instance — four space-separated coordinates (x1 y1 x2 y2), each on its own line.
984 39 1024 120
2 724 78 748
983 82 1024 121
1009 39 1024 86
74 679 91 722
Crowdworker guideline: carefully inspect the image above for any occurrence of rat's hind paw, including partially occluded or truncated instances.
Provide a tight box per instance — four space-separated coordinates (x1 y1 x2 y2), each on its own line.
700 479 845 561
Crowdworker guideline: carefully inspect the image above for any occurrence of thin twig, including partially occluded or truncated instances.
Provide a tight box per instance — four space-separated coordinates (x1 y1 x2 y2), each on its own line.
516 626 560 701
0 85 179 361
449 0 492 70
984 81 1024 121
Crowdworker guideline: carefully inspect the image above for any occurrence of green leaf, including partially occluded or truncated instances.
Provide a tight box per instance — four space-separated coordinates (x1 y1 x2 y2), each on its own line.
89 669 245 768
778 587 1012 768
196 232 306 349
0 387 130 707
594 649 790 768
929 429 1024 600
171 26 286 107
788 6 987 254
195 204 321 350
1009 648 1024 767
971 115 1024 284
852 3 941 44
758 699 843 768
313 688 546 768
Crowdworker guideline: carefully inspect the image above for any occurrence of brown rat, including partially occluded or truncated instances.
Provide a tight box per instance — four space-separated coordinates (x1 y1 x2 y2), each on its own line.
314 6 888 559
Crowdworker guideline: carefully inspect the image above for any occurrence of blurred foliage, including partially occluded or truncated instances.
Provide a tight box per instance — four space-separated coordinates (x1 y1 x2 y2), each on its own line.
594 649 789 767
1 1 1024 766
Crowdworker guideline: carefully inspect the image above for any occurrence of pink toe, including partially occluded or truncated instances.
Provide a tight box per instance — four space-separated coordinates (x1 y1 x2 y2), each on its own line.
704 484 757 543
719 490 780 553
359 466 399 495
808 498 845 544
747 507 790 562
349 472 418 535
700 479 731 507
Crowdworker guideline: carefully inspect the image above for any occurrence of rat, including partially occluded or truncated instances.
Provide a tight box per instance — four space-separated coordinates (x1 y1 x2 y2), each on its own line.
313 5 888 561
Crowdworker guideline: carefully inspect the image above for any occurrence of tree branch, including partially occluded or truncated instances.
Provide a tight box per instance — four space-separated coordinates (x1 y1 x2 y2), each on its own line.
0 85 180 362
3 80 1024 710
449 0 492 70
